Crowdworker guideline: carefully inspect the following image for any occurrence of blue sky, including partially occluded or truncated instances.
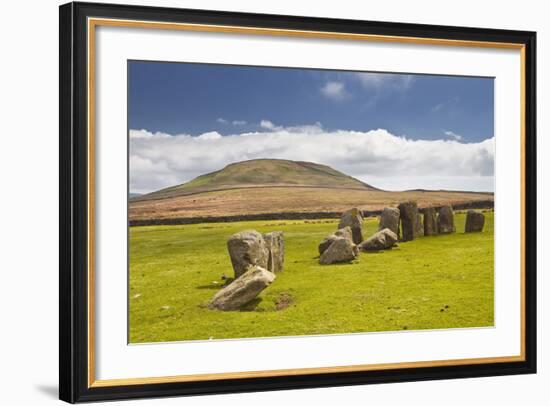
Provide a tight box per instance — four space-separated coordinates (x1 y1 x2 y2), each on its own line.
129 60 493 142
128 61 495 193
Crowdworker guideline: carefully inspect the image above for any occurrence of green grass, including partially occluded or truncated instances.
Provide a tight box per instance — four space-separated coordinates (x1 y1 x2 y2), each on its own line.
129 212 494 343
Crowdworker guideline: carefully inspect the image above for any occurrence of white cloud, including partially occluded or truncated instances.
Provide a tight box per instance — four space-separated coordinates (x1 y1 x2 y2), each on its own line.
320 81 348 101
232 120 247 126
318 72 415 107
260 120 321 134
431 97 460 113
129 127 494 194
444 130 463 141
354 72 415 91
432 103 444 112
129 129 171 139
260 119 283 131
216 118 228 124
197 131 222 140
260 119 274 129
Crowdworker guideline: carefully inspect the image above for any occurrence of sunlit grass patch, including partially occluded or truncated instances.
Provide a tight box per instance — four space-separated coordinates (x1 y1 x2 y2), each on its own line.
129 212 494 343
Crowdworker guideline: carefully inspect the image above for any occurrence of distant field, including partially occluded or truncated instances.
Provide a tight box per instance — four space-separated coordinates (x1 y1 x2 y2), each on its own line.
129 211 494 343
130 159 493 222
129 186 493 222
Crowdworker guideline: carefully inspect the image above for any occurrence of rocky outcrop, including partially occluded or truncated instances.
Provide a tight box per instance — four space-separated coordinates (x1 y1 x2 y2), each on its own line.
209 266 275 311
437 206 456 234
378 207 400 237
264 231 285 273
318 226 353 255
359 228 398 251
338 208 363 244
227 230 269 278
465 210 485 232
423 207 438 236
319 237 359 265
398 201 418 242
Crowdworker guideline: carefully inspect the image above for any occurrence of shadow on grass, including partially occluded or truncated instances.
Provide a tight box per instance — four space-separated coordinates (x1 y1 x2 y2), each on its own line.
239 298 263 311
196 284 225 290
196 278 235 290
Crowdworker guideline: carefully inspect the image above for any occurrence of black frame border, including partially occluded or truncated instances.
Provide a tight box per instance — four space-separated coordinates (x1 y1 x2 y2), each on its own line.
59 1 537 403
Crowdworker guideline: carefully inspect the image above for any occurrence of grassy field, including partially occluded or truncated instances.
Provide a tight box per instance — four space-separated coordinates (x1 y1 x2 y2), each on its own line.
129 212 494 343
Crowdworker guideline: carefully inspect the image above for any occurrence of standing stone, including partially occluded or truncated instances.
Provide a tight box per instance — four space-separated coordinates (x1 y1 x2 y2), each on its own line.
319 237 359 265
423 207 438 236
359 228 398 251
437 206 456 234
318 226 353 255
465 210 485 232
378 207 400 237
227 230 269 278
414 209 424 238
338 208 364 244
263 231 285 273
398 201 418 242
209 266 275 311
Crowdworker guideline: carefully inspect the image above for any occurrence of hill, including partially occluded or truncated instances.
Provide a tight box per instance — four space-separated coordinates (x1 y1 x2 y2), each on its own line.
130 159 493 224
134 159 377 202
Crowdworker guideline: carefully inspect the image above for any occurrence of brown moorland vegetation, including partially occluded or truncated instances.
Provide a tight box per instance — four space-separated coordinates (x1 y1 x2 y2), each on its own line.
130 159 493 223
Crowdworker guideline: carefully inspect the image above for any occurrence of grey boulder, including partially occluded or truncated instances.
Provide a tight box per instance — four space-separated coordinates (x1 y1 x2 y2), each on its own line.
227 230 269 278
318 226 353 255
319 237 359 265
338 208 364 244
398 201 418 241
209 266 275 311
263 231 285 272
415 209 424 238
359 228 398 251
437 206 456 234
423 207 438 236
465 210 485 232
378 207 400 237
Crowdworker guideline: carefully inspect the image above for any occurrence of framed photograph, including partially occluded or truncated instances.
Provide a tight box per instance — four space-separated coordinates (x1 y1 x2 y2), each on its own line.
59 2 536 403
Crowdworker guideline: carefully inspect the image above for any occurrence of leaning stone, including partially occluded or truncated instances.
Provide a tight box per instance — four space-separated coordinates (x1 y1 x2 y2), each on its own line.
359 228 398 251
263 231 285 273
378 207 400 237
319 237 359 265
437 206 456 234
209 266 275 311
423 207 438 236
398 201 418 241
465 210 485 232
414 209 424 238
338 208 363 244
227 230 269 278
318 226 353 255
